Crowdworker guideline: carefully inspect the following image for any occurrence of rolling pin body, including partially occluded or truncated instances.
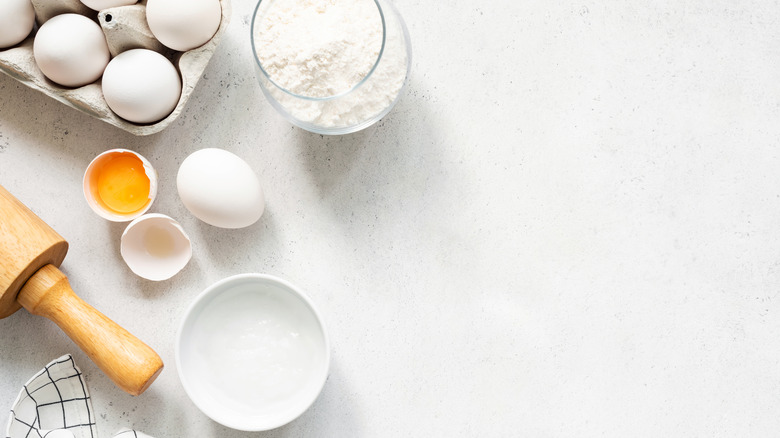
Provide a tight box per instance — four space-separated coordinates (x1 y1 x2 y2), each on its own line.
0 184 163 396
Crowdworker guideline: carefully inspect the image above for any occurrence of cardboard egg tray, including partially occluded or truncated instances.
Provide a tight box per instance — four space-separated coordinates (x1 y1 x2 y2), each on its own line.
0 0 230 136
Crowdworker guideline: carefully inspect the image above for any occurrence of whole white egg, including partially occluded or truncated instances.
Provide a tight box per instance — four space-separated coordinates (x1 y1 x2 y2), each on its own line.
79 0 138 11
33 14 111 87
0 0 35 49
101 49 181 123
177 148 265 229
146 0 221 51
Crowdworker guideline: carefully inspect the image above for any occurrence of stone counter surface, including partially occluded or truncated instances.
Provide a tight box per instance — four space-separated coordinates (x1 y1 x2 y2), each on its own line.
2 1 780 436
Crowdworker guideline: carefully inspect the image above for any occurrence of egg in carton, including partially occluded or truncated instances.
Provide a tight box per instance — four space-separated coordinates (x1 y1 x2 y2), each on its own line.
0 0 230 136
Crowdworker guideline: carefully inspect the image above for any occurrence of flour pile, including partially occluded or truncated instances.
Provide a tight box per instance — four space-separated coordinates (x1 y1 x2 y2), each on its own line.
253 0 408 129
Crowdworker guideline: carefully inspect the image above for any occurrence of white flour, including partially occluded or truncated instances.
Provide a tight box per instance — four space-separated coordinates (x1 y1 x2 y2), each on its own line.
253 0 408 129
255 0 382 98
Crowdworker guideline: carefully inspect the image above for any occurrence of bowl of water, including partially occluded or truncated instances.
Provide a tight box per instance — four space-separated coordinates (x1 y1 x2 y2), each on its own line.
176 274 330 431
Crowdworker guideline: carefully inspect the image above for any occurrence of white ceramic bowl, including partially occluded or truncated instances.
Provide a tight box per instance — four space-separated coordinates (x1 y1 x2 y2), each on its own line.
176 274 330 431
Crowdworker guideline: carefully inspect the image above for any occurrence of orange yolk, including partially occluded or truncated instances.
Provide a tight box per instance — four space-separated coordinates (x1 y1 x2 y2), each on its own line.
95 153 151 214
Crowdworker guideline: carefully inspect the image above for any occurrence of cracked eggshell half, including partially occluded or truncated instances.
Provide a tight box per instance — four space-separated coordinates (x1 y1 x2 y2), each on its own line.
177 148 265 229
83 148 157 222
121 213 192 281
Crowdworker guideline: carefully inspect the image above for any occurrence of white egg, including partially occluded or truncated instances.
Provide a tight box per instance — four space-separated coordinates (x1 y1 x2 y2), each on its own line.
121 213 192 281
33 14 110 87
101 49 181 123
177 148 265 229
80 0 137 11
146 0 221 51
0 0 35 49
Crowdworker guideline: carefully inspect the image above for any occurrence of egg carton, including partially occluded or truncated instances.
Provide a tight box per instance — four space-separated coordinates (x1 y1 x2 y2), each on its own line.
0 0 230 136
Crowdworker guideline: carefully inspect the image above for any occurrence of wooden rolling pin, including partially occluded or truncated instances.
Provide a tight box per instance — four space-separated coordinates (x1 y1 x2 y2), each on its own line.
0 184 163 396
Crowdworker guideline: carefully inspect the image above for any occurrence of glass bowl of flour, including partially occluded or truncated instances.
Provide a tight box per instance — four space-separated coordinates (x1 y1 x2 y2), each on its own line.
251 0 411 135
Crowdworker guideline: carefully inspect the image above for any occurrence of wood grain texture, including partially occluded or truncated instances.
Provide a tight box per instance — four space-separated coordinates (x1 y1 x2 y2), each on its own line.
18 265 164 396
0 184 68 318
0 184 163 395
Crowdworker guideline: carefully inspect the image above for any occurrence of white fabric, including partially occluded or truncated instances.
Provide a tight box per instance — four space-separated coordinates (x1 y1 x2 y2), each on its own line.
5 355 155 438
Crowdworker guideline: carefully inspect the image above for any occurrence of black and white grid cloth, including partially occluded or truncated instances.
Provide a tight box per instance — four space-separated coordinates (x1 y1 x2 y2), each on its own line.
5 355 155 438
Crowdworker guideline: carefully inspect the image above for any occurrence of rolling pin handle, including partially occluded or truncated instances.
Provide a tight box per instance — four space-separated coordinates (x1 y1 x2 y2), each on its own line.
18 264 163 396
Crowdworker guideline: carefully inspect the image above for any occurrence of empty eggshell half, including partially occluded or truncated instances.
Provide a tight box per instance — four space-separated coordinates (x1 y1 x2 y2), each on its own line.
121 213 192 281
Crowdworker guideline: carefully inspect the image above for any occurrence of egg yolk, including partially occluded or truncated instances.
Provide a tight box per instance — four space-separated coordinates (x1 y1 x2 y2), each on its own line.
95 154 151 214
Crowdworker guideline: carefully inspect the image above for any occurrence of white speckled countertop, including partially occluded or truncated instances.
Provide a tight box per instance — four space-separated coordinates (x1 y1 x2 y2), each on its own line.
2 1 780 436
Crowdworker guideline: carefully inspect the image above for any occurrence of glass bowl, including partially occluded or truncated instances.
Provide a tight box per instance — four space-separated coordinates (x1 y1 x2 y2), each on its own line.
250 0 412 135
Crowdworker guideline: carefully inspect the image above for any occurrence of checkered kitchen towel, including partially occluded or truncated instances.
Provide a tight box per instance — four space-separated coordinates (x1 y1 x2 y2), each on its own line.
5 355 155 438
